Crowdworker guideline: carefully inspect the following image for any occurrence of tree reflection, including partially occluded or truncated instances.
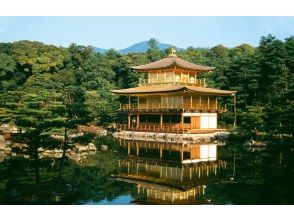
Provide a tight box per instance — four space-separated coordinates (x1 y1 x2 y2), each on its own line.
0 143 134 204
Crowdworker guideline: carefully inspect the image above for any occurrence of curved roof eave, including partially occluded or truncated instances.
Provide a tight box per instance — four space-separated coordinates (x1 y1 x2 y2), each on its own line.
111 85 237 96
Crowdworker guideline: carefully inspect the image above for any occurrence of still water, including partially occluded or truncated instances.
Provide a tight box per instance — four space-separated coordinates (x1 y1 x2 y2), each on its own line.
0 136 293 205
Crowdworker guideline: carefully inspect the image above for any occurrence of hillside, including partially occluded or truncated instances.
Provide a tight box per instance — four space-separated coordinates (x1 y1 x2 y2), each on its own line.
93 40 182 54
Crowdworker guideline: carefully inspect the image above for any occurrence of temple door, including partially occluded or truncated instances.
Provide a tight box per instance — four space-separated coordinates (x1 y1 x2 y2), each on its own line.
191 116 200 129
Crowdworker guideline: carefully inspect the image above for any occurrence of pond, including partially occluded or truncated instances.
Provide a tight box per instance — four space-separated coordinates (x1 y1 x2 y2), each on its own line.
0 135 293 205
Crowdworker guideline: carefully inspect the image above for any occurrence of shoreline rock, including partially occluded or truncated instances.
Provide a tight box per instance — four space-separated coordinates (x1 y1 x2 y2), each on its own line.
243 139 270 151
113 130 230 143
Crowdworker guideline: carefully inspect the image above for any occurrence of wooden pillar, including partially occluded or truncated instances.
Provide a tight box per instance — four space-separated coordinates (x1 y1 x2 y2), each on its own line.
173 72 175 83
215 97 218 109
136 163 139 174
160 113 163 130
181 113 184 130
127 161 130 173
182 95 184 109
127 142 130 155
180 146 184 162
181 166 184 181
160 145 163 159
165 165 168 178
199 96 202 107
164 72 167 83
137 114 140 127
207 96 210 109
157 72 159 83
190 96 193 108
127 112 131 128
136 145 139 156
202 186 206 195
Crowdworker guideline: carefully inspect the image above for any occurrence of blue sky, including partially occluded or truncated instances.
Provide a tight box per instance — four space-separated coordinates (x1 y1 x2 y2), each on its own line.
0 16 293 49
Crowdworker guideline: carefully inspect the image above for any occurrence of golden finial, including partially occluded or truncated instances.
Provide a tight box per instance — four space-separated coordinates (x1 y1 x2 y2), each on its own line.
169 48 177 57
171 48 176 55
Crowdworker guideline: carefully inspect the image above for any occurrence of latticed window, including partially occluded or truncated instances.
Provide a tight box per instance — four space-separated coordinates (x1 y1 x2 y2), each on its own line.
182 73 189 83
166 72 174 83
158 73 164 83
149 74 157 83
175 73 180 82
190 76 195 83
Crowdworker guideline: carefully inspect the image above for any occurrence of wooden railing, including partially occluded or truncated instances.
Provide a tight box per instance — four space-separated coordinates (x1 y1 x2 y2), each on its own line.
120 103 227 111
118 123 226 133
139 78 206 87
119 123 191 133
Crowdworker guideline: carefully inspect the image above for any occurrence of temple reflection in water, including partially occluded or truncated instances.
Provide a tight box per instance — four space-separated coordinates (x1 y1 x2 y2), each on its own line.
116 138 228 204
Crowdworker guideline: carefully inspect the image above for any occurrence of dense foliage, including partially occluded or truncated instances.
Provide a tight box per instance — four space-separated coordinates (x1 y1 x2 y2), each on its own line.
1 36 292 205
0 35 293 137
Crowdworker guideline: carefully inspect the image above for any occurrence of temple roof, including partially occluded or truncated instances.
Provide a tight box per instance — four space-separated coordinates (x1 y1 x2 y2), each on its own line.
132 54 215 72
111 84 236 96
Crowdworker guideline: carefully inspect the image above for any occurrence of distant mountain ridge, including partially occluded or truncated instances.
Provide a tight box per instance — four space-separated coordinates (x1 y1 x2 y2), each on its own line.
93 40 182 54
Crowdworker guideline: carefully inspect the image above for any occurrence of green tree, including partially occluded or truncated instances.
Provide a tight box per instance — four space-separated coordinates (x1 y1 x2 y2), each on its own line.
68 43 93 69
240 106 265 134
257 35 288 103
59 86 93 159
146 38 161 62
0 53 16 80
0 53 17 92
11 41 68 75
2 91 65 183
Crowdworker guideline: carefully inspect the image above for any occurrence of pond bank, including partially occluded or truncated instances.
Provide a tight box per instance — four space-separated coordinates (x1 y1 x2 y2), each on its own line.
113 130 230 143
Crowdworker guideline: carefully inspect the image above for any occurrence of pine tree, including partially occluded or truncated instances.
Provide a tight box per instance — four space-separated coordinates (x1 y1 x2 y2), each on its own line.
1 91 65 183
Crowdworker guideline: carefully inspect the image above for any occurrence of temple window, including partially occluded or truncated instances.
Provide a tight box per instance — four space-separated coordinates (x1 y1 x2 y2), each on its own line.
166 72 174 83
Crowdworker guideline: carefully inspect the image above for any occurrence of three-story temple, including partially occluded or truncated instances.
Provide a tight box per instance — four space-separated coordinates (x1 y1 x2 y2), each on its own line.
111 50 236 134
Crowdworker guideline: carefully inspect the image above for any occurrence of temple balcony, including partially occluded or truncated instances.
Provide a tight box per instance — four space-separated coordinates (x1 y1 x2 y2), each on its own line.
138 78 206 87
120 103 227 113
118 123 226 133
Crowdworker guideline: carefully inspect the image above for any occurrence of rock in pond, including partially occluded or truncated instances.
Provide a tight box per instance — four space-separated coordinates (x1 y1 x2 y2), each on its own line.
100 145 108 151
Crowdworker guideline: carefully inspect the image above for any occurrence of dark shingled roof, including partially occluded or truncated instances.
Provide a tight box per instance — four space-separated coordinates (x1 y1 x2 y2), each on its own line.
111 84 236 96
131 54 215 72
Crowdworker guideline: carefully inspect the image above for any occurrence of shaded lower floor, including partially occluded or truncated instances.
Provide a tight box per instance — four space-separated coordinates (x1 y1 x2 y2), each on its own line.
119 112 224 133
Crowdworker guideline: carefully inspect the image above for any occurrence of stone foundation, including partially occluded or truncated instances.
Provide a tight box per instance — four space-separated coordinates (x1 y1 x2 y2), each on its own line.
113 130 230 143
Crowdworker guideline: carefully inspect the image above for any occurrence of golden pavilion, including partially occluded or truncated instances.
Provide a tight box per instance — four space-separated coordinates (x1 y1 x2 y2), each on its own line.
111 50 236 133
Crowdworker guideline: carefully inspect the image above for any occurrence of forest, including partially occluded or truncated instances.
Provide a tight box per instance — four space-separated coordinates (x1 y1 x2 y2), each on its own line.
0 35 293 140
0 35 293 204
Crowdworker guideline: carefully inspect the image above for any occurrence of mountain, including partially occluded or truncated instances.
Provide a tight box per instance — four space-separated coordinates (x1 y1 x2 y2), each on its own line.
92 40 182 54
93 47 107 53
119 40 182 54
